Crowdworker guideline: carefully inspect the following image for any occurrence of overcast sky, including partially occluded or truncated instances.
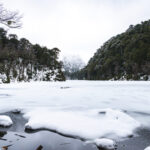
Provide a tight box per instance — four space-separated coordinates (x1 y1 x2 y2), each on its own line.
1 0 150 62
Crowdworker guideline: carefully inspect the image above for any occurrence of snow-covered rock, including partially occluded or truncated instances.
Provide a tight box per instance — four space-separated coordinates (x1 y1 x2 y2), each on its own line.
144 146 150 150
0 115 13 127
11 109 22 114
94 138 116 150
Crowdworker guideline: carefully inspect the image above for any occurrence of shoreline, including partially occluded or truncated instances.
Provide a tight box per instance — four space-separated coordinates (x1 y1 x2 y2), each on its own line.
0 112 150 150
0 112 98 150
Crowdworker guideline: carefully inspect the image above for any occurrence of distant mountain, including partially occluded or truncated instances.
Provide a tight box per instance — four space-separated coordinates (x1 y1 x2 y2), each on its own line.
62 55 85 79
0 28 65 83
79 20 150 80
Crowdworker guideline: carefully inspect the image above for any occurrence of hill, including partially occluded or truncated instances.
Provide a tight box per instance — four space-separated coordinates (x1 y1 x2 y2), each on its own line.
79 20 150 80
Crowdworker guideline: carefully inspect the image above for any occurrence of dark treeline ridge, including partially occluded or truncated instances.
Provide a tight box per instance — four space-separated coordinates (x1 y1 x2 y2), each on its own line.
0 28 65 83
77 20 150 80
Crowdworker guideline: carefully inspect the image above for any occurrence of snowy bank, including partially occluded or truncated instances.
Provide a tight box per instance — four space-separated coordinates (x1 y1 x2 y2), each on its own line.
0 115 13 127
24 108 140 140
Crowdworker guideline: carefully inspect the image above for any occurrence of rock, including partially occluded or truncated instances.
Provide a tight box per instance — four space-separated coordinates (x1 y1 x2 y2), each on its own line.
36 145 43 150
1 145 12 150
94 138 117 150
0 115 13 127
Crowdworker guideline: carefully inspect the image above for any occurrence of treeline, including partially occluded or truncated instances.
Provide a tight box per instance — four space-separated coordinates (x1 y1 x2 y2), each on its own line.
0 28 65 83
77 20 150 80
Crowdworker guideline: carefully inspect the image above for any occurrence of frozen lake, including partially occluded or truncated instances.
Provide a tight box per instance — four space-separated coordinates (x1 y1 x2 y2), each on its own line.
0 81 150 143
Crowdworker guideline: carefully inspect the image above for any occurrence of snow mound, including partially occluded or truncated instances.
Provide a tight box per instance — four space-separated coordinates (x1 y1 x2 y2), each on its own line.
24 108 140 140
94 138 116 150
144 146 150 150
0 115 13 127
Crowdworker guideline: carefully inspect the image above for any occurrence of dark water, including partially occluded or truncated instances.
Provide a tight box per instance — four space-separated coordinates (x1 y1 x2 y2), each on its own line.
0 131 98 150
117 128 150 150
1 112 150 150
0 112 98 150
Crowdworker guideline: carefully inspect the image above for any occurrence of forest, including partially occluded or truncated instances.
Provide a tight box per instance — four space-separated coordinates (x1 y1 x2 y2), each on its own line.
0 28 65 83
76 20 150 80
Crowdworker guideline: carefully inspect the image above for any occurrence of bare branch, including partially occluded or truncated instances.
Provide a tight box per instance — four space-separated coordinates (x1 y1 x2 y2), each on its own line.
0 3 22 28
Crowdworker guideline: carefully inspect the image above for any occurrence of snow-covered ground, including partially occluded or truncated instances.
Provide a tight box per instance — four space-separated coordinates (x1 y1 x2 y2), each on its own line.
0 81 150 142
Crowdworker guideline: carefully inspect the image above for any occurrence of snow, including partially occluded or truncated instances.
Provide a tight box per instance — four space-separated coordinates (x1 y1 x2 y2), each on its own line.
0 73 7 83
0 65 60 83
144 146 150 150
93 138 116 149
62 55 85 73
86 138 116 149
24 108 140 139
0 115 13 127
0 81 150 141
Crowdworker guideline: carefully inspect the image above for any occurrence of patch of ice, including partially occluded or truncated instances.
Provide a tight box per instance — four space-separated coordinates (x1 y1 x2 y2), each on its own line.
0 115 13 127
24 108 140 140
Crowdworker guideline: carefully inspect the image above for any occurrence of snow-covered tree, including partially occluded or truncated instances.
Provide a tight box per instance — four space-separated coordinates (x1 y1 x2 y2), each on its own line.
0 3 22 28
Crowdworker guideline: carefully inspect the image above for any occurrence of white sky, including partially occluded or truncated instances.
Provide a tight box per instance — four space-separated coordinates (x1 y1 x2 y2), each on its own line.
1 0 150 63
